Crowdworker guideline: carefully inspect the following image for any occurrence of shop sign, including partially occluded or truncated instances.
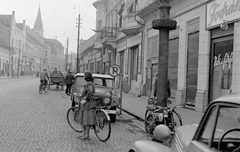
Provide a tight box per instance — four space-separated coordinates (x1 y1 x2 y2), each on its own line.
213 52 233 70
206 0 240 29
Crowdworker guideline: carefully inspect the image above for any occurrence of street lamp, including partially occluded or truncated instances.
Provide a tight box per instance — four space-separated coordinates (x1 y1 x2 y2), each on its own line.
73 4 81 73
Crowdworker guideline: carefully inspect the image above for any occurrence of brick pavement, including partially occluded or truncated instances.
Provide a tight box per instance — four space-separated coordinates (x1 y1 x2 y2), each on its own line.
120 92 204 125
0 78 147 152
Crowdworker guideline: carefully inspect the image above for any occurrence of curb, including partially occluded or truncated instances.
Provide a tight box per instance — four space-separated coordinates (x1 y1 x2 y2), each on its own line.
117 107 144 122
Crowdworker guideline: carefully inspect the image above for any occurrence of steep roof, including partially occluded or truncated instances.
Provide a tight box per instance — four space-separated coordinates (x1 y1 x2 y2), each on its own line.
0 15 11 27
45 39 64 49
80 34 96 53
16 23 23 29
34 6 44 32
0 39 11 49
26 27 45 47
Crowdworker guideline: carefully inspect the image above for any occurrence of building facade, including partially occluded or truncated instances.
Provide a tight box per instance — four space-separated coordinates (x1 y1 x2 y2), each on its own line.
45 39 65 72
26 26 49 75
83 0 240 113
0 11 26 77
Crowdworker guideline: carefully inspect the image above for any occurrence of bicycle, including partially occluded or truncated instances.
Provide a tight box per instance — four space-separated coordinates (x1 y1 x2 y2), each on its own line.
67 102 111 142
144 98 182 146
39 81 48 94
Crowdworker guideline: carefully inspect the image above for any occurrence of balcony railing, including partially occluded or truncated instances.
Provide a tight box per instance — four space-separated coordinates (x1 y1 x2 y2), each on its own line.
97 27 118 40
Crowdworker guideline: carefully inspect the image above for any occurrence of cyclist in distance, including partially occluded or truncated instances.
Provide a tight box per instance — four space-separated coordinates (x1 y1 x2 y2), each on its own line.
40 69 49 88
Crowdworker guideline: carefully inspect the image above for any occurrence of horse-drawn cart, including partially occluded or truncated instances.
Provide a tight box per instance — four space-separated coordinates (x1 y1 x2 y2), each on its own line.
48 71 65 91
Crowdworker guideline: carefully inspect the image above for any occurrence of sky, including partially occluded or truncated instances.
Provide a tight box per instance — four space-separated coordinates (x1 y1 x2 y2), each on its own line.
0 0 97 54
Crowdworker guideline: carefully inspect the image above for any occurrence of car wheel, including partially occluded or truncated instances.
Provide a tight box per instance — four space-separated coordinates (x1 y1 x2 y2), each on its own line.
109 107 116 123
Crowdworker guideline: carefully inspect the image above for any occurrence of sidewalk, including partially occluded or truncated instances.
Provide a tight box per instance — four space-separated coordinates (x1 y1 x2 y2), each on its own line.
0 75 36 80
119 92 204 125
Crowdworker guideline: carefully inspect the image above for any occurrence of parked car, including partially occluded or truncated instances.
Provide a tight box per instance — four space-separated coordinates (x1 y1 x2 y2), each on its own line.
70 73 120 122
129 94 240 152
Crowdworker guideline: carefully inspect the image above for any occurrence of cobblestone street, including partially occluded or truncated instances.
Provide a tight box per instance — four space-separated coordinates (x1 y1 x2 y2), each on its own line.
0 77 147 152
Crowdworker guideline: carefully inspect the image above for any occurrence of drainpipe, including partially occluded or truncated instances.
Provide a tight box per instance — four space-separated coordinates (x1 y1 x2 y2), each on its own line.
135 13 145 96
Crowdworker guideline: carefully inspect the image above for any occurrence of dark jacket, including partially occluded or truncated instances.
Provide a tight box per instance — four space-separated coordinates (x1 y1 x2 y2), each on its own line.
80 82 96 111
65 73 74 84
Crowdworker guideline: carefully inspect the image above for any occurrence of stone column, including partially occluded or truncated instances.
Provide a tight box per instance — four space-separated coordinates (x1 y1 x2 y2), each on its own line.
152 0 177 107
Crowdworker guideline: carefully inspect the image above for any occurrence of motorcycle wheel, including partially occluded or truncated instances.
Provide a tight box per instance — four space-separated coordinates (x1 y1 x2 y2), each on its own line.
145 114 155 134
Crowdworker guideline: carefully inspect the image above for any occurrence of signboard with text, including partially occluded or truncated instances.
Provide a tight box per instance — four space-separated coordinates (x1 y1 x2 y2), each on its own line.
206 0 240 29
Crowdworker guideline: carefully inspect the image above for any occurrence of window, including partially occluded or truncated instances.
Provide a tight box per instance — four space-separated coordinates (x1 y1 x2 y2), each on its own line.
197 104 240 151
147 35 158 58
119 15 122 28
131 46 138 81
212 105 240 151
75 76 113 88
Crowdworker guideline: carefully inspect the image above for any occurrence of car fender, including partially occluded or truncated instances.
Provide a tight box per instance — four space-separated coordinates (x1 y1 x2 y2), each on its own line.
97 109 111 121
129 140 172 152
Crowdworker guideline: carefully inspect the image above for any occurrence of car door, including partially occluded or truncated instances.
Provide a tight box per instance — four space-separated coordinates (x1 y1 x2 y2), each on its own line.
187 105 219 152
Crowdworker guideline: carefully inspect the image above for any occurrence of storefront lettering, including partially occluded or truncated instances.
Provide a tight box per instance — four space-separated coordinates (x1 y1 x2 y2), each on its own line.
207 0 240 28
208 0 240 27
214 52 233 70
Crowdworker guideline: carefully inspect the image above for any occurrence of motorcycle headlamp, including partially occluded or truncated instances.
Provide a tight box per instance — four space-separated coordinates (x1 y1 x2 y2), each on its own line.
104 98 110 104
158 113 163 122
163 110 168 118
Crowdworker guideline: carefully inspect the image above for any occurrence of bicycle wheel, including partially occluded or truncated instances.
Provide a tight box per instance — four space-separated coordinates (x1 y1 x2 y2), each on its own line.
94 109 111 142
66 107 82 132
171 110 183 132
39 85 43 94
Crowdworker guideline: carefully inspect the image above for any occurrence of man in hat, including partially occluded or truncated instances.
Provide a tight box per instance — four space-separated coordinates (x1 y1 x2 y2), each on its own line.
65 70 74 95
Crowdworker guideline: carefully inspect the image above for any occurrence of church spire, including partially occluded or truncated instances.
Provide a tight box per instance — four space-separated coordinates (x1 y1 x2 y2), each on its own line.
34 5 44 37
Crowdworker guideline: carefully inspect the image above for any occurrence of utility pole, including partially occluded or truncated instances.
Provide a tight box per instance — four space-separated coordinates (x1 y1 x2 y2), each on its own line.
76 14 81 73
71 51 72 69
152 0 176 107
65 38 69 71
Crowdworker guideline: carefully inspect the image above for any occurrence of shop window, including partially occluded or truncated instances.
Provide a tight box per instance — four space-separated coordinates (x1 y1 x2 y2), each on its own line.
211 38 233 101
213 39 233 90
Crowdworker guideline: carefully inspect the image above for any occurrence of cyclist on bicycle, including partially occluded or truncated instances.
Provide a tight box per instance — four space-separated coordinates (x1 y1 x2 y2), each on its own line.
40 69 49 87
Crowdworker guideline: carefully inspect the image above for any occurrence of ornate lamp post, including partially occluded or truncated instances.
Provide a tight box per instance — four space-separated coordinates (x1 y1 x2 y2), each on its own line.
152 0 177 107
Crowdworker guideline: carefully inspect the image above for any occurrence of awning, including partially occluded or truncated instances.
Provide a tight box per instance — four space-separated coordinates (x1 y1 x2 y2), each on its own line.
124 0 135 9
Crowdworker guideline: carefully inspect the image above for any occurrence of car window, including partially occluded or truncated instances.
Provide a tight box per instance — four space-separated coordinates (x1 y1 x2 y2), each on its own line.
211 105 240 151
74 77 86 86
75 76 112 87
197 106 218 146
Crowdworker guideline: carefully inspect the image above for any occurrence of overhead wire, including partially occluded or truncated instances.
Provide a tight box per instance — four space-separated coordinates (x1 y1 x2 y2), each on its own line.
81 2 93 20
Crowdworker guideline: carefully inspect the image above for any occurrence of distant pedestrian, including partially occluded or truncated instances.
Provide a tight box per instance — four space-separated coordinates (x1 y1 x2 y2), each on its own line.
65 71 74 96
151 73 158 98
151 72 171 98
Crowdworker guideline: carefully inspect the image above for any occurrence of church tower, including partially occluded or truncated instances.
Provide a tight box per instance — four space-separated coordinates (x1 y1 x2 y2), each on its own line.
34 6 44 37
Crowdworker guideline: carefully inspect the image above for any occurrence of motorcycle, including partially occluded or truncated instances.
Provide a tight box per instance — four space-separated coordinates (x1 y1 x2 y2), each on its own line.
144 98 183 146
